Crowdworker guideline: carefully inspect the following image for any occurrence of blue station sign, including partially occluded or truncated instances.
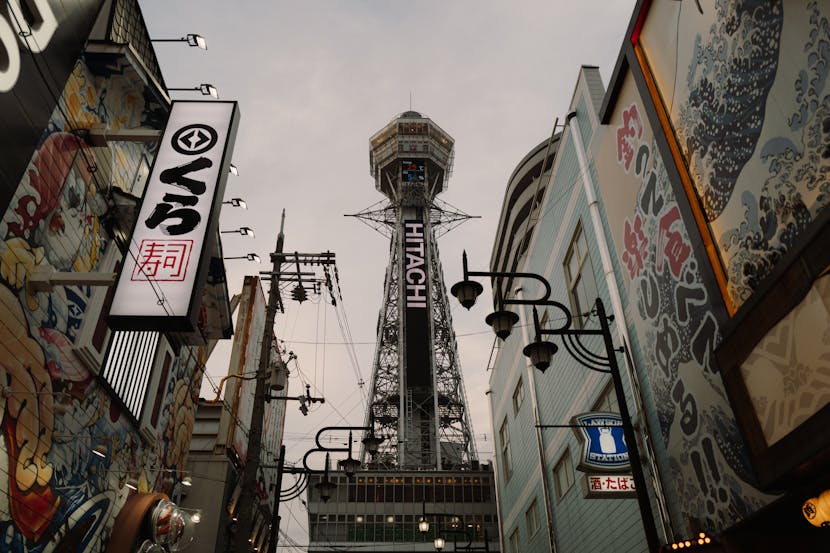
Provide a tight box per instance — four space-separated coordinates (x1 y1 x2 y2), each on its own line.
572 412 629 472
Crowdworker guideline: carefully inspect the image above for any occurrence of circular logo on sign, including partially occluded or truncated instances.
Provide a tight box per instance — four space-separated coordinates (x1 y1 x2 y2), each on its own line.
171 124 218 155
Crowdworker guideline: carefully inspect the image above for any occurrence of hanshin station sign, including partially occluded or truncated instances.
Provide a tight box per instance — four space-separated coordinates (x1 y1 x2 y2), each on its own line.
109 101 240 332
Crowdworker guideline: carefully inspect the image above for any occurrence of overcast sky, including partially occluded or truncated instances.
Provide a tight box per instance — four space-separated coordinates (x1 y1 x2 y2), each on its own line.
139 0 637 546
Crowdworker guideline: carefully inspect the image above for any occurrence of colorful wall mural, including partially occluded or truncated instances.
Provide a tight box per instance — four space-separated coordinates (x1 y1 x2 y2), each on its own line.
594 72 775 533
0 55 204 552
638 0 830 309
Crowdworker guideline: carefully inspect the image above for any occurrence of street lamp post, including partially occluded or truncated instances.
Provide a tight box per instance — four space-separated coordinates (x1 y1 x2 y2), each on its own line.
263 424 382 553
450 251 661 553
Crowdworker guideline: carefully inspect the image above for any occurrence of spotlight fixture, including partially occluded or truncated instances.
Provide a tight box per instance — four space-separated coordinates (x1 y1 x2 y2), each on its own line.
224 253 261 263
222 198 247 209
220 226 255 237
151 33 207 50
167 83 219 99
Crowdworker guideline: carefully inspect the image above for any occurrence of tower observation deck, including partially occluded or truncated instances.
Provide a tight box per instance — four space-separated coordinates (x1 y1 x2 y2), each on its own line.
355 111 478 470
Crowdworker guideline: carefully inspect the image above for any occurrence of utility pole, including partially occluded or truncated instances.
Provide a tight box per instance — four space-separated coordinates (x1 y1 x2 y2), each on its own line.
231 210 336 553
232 210 285 553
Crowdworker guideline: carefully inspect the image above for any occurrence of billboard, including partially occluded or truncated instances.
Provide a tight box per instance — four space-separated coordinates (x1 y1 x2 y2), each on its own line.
403 216 431 388
0 0 105 210
594 70 774 528
109 101 240 332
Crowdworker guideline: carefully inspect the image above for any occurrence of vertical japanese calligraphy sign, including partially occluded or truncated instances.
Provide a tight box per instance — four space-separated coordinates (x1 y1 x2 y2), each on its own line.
109 101 240 332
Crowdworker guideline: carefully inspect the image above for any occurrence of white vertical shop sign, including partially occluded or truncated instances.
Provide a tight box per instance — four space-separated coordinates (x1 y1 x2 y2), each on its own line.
109 101 239 331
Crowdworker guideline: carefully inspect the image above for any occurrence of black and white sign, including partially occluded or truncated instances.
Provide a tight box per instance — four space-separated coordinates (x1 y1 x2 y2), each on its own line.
109 101 240 332
403 216 431 387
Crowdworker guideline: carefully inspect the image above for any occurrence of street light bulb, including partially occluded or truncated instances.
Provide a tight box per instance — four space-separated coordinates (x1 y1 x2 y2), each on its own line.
418 518 430 533
522 339 558 372
315 478 336 502
434 536 445 551
450 279 483 309
485 309 520 340
339 457 362 479
187 33 207 49
362 434 383 456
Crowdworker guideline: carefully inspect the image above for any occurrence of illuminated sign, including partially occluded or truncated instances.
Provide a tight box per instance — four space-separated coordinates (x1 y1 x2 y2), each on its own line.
572 412 629 472
109 101 240 332
582 474 637 499
402 159 425 183
404 221 427 308
403 216 430 387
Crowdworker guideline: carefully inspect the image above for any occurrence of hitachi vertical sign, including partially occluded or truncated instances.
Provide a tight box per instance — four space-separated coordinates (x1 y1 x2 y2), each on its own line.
0 0 105 208
404 218 430 387
109 101 240 332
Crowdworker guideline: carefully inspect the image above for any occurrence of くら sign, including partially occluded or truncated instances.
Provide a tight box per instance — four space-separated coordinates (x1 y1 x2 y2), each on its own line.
109 101 239 332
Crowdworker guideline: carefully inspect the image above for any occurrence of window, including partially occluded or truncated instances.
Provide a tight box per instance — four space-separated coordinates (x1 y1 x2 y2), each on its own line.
592 382 619 413
509 528 520 553
512 377 524 415
499 417 513 481
563 223 598 328
525 498 540 537
553 449 575 498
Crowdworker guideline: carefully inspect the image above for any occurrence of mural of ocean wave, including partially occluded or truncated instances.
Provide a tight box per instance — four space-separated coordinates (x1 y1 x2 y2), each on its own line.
678 0 783 221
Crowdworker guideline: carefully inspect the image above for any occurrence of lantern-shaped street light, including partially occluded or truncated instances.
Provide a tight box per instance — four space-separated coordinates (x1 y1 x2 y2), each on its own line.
450 251 661 553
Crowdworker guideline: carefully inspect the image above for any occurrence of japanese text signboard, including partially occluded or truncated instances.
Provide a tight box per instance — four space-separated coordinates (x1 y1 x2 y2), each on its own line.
581 474 637 499
572 412 629 472
109 101 239 332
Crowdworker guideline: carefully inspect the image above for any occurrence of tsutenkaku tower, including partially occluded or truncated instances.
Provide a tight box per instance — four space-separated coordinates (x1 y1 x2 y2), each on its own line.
354 111 478 470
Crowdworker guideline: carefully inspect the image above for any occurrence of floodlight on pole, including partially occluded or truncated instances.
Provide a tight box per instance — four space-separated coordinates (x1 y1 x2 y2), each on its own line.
151 33 207 50
224 253 261 263
222 198 247 209
167 83 219 99
220 226 255 237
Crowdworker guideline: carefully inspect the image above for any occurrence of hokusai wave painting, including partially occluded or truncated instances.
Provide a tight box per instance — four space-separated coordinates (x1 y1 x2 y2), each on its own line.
641 0 830 308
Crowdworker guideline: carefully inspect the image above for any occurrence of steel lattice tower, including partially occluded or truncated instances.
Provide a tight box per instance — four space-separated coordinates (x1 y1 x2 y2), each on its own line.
353 111 478 470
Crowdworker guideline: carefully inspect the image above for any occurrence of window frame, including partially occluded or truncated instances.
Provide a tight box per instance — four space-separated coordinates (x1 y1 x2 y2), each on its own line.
563 222 599 329
591 381 619 414
525 497 540 538
508 527 520 553
499 417 513 481
553 448 575 499
512 376 525 415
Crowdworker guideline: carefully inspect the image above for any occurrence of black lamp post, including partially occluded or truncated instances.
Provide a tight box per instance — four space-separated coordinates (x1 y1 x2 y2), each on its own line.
451 251 661 553
263 424 383 553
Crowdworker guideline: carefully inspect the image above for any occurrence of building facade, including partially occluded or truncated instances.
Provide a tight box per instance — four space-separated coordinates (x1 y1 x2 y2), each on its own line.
181 276 289 553
486 66 653 553
0 1 243 551
487 1 830 551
